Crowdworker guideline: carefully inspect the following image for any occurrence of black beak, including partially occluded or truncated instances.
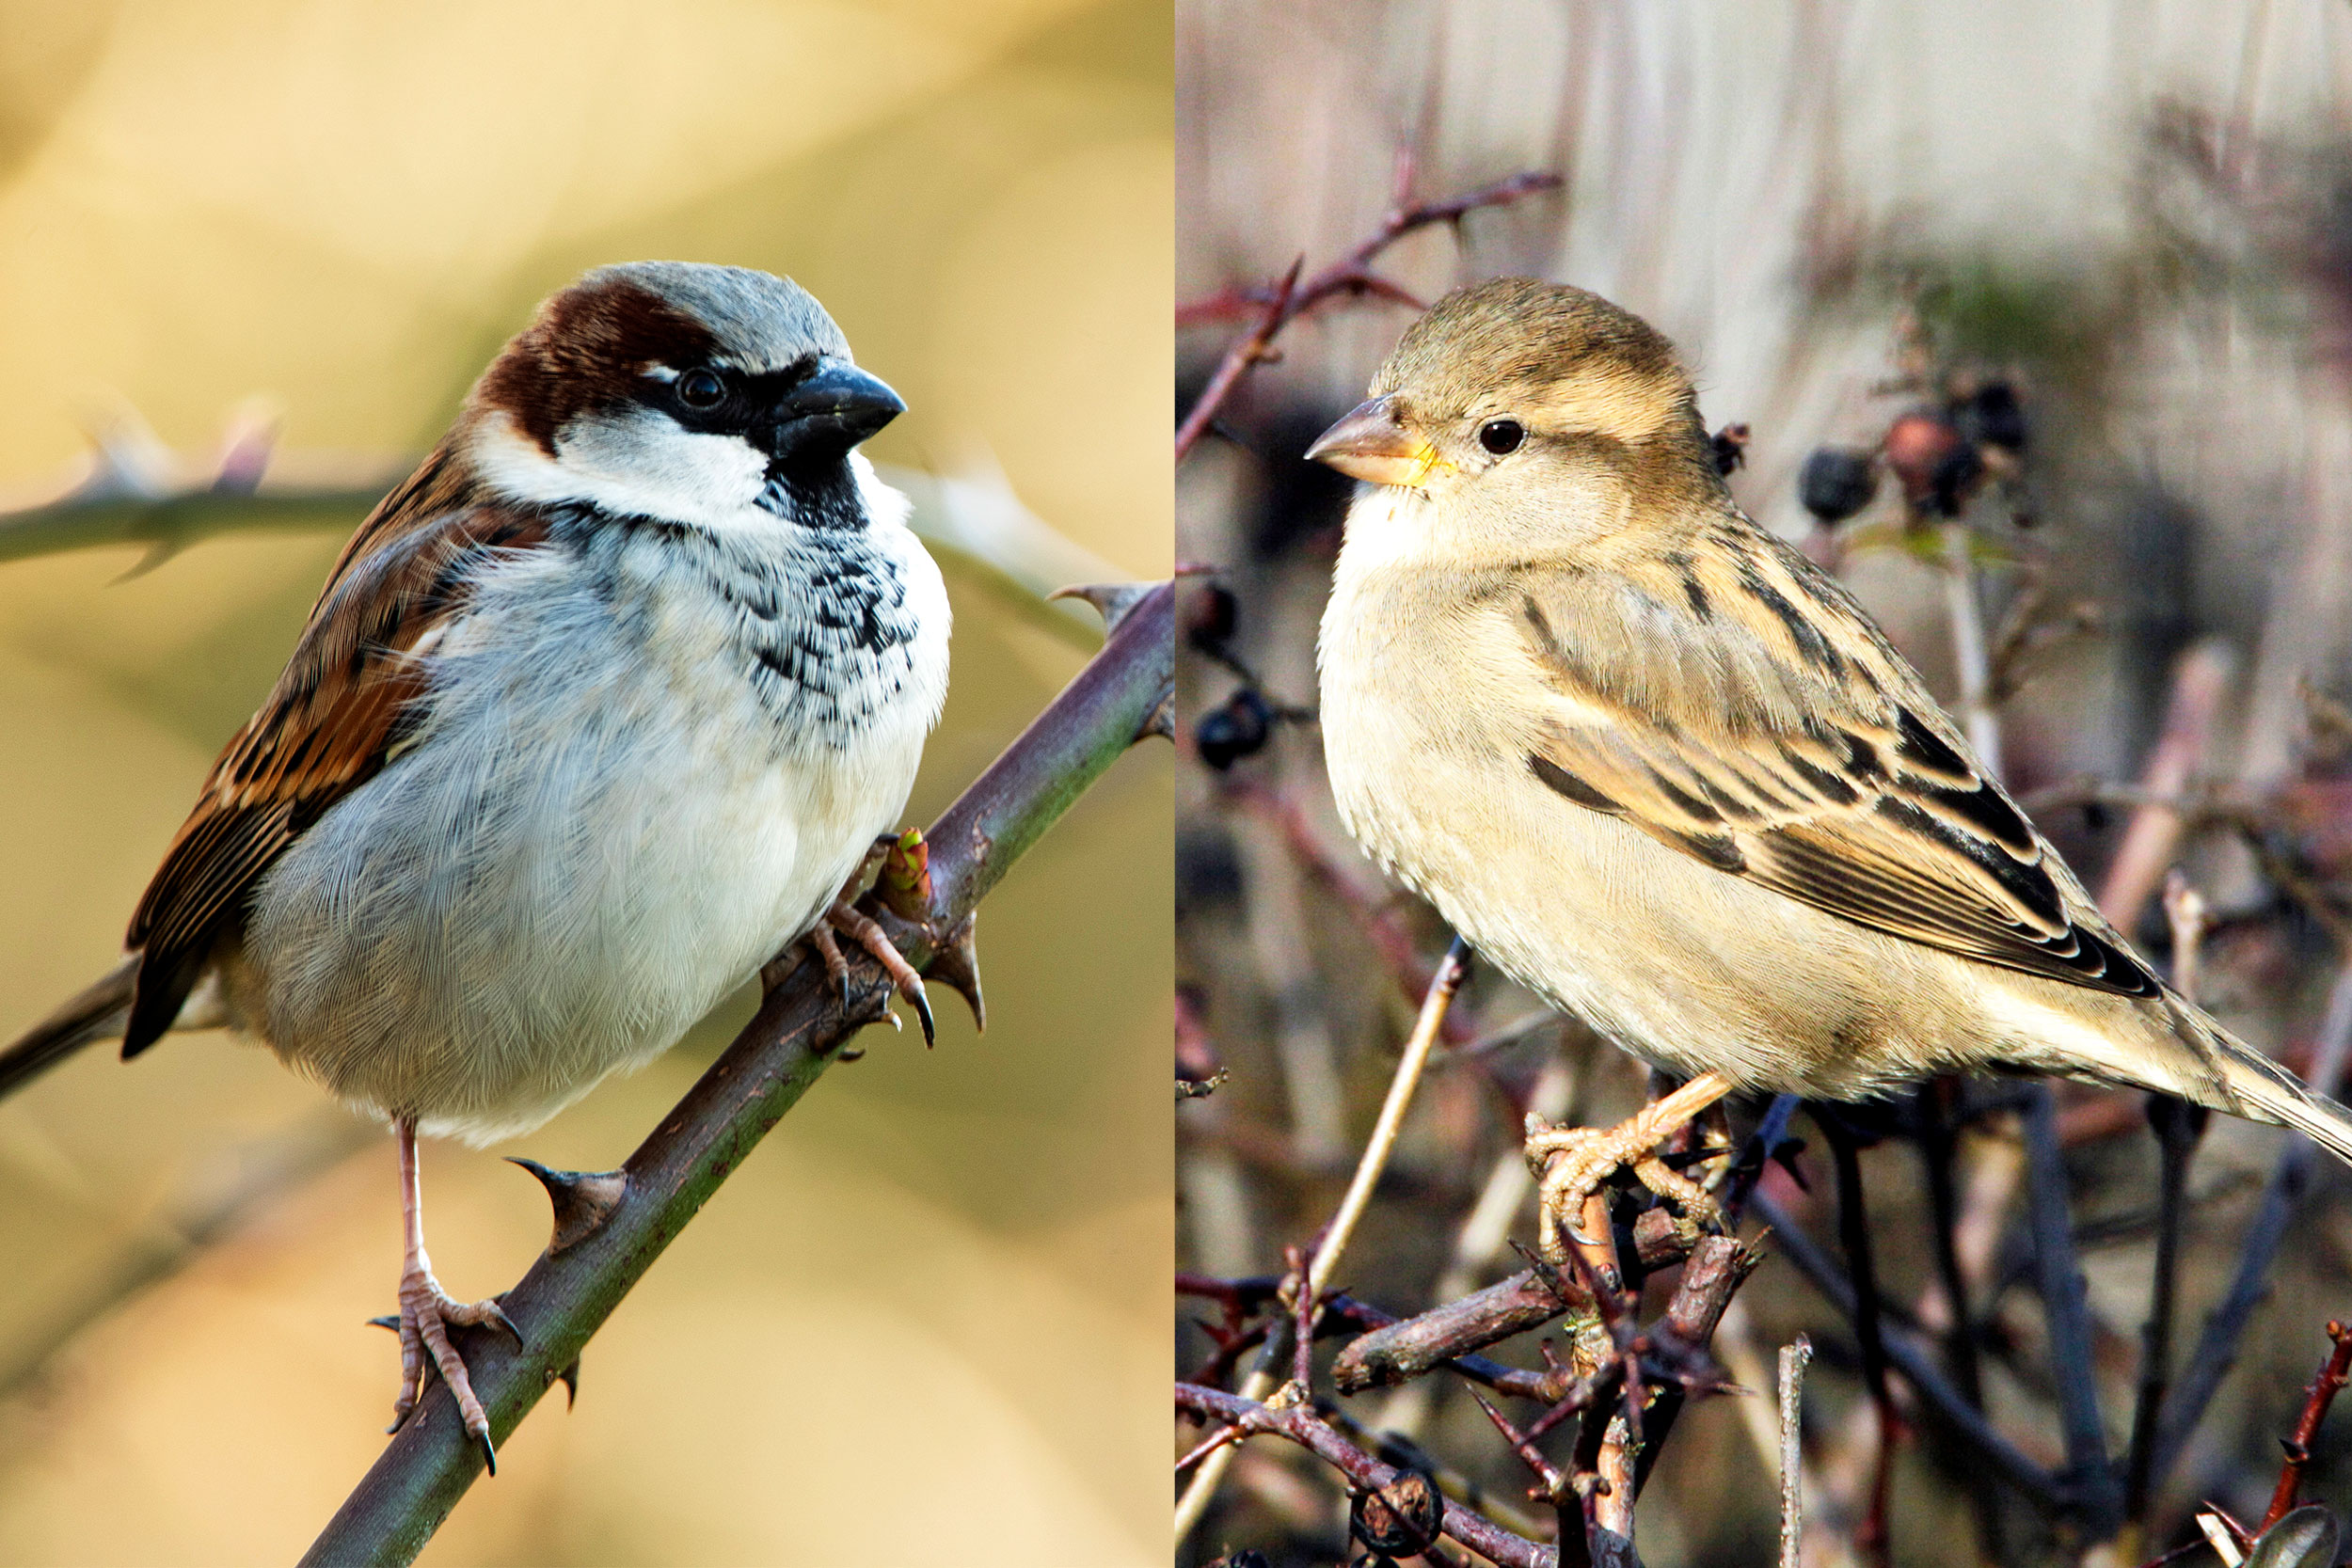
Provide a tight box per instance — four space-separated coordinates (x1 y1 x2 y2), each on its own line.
770 361 904 464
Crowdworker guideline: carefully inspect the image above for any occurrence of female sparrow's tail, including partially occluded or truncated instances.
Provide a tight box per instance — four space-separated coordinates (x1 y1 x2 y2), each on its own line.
0 956 138 1100
2197 1002 2352 1165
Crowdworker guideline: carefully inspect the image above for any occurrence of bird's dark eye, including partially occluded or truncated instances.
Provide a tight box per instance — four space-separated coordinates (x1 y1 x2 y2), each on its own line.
1478 419 1525 455
676 369 726 409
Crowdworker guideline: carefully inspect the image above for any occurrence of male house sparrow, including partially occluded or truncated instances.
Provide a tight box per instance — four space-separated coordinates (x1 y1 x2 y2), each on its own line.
0 261 950 1463
1310 277 2352 1256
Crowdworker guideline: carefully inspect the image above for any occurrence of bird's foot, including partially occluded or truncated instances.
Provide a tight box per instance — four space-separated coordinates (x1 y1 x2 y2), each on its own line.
385 1265 520 1470
1523 1070 1736 1264
812 895 934 1046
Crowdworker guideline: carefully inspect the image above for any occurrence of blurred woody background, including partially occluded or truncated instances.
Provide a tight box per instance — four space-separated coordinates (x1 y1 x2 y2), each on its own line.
0 1 1168 1562
1180 3 2352 1565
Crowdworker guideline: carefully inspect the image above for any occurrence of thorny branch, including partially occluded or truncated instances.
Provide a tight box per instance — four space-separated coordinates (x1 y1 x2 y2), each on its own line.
1174 166 1562 462
303 581 1173 1567
0 407 1122 645
2263 1321 2352 1530
1175 1382 1552 1568
1171 940 1470 1541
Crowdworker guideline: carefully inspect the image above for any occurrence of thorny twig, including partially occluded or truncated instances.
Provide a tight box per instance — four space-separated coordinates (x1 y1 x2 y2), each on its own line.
1174 1382 1551 1568
2262 1320 2352 1530
1180 1273 1555 1402
0 405 1122 643
1172 940 1470 1543
1174 168 1562 462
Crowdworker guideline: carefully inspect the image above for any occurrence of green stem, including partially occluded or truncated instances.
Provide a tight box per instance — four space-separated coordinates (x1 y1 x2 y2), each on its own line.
299 581 1172 1567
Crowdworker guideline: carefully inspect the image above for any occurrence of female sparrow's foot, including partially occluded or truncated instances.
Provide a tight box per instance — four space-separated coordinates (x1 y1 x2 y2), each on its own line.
389 1263 520 1468
1523 1071 1736 1261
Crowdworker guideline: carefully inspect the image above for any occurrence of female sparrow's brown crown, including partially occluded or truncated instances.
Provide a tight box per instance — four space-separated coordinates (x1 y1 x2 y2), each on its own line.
1375 277 1699 449
1311 277 1711 494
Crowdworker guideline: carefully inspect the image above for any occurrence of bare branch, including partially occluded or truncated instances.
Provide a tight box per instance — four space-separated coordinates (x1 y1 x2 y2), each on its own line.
1780 1336 1813 1568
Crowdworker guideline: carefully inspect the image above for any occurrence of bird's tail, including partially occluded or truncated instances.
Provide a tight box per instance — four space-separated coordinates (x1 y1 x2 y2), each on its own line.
0 956 138 1101
2194 1000 2352 1166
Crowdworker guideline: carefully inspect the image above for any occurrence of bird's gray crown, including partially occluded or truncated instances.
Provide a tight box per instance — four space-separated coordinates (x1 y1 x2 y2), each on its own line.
473 261 872 458
579 261 851 371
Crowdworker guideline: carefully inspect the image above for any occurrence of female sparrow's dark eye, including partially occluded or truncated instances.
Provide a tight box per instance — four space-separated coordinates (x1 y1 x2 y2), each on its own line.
676 369 726 409
1478 419 1525 455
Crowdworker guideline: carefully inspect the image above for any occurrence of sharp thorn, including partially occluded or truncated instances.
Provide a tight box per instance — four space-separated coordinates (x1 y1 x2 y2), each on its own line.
111 539 183 584
926 914 986 1032
506 1158 628 1252
558 1358 581 1409
1048 580 1155 634
367 1314 402 1332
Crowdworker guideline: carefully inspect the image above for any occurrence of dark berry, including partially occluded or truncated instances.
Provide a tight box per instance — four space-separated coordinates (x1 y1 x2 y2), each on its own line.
1194 689 1273 769
1927 440 1985 516
1954 381 2028 452
1798 446 1878 524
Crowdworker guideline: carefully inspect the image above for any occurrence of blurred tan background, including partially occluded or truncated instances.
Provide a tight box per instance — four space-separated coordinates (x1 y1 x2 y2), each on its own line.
0 1 1170 1563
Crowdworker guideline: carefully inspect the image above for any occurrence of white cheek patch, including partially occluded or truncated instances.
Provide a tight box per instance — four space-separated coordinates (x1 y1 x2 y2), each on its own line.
474 409 769 526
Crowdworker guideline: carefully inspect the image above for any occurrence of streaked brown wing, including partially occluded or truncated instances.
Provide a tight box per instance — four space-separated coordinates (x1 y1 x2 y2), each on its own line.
122 443 551 1051
1516 539 2156 1000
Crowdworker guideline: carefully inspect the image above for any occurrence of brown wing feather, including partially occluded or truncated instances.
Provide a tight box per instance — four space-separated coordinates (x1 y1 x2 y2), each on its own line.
1518 527 2157 1000
122 440 551 1052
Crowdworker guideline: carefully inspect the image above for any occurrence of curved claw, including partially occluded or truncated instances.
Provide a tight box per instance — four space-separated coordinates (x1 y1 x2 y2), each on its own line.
479 1297 524 1348
477 1431 498 1475
909 981 935 1048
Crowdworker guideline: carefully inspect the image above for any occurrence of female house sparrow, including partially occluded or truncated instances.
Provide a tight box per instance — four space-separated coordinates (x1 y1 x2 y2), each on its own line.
0 262 950 1464
1310 277 2352 1257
